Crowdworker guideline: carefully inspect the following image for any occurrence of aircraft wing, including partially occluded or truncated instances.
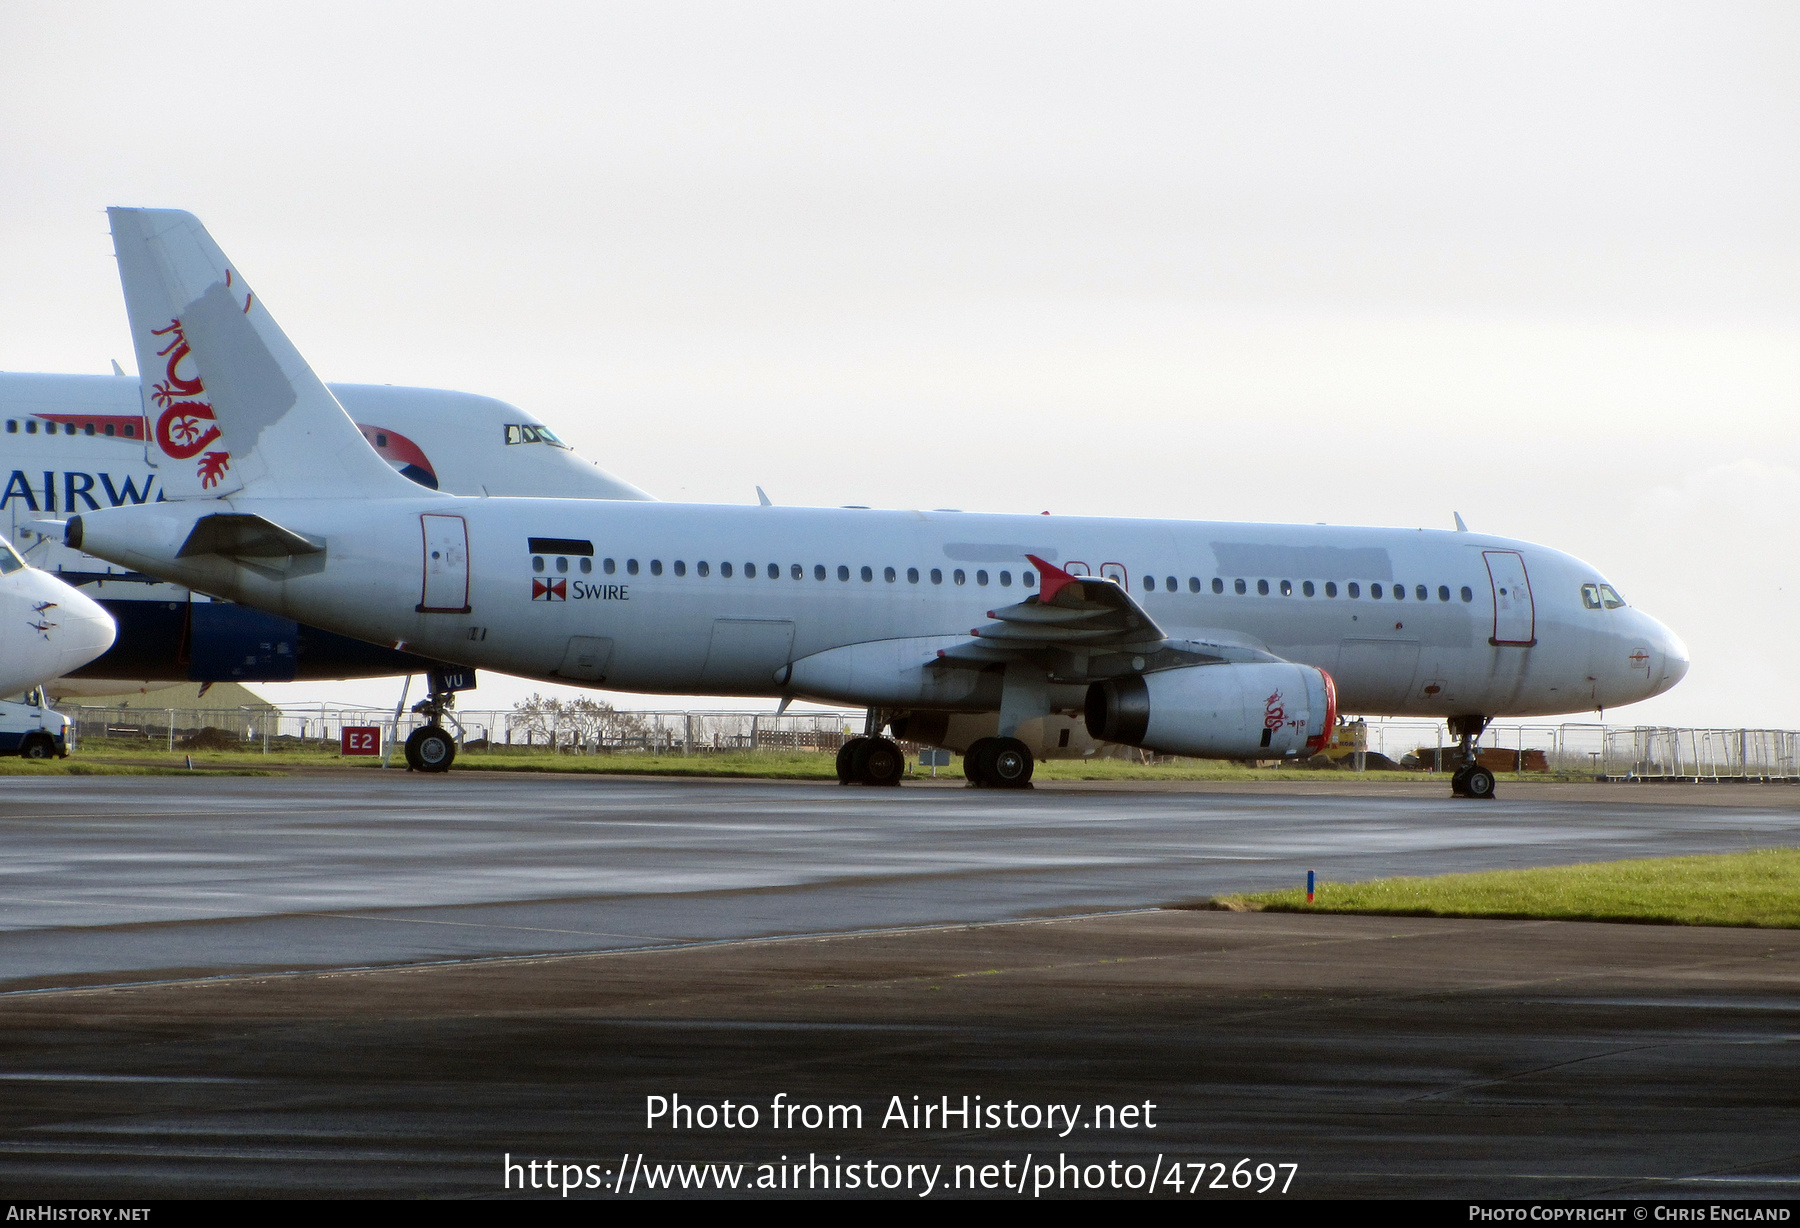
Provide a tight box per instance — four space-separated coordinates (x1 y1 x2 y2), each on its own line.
935 554 1283 683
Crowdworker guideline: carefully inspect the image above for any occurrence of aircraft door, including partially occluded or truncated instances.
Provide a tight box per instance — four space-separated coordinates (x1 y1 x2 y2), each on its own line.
1483 551 1535 646
418 514 471 613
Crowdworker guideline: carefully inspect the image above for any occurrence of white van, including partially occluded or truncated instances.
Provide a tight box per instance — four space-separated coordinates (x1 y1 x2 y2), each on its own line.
0 687 72 758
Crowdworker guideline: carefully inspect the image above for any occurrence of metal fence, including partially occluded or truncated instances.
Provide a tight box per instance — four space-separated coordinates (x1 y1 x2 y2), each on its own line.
50 703 1800 780
54 703 865 757
1355 719 1800 781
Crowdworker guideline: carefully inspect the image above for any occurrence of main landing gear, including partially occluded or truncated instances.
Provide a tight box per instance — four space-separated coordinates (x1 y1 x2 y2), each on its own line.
962 736 1035 789
1447 714 1495 800
837 708 904 786
404 675 461 773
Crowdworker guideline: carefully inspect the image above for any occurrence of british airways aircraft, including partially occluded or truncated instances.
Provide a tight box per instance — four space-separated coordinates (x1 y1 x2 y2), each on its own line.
69 209 1688 797
3 363 649 696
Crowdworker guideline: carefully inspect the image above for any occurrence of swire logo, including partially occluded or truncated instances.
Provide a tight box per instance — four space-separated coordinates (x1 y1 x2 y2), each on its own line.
533 578 567 601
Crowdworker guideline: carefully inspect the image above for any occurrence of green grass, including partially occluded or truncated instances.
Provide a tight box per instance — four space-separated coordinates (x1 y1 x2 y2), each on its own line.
1216 849 1800 929
0 759 273 777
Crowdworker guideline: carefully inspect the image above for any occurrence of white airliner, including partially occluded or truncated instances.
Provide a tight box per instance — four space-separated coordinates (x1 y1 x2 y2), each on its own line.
3 362 649 696
68 209 1688 797
0 531 114 699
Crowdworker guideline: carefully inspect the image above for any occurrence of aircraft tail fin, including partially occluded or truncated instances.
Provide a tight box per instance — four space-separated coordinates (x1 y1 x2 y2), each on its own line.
108 207 416 501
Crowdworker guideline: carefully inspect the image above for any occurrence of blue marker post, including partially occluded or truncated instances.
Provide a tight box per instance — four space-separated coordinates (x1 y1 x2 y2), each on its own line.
1306 869 1315 904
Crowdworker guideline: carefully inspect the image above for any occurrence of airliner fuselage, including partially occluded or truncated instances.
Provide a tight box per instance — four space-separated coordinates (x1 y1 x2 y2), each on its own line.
72 494 1687 720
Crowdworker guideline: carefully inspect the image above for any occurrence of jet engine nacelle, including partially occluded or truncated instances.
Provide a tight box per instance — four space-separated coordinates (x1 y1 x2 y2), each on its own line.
1084 662 1337 759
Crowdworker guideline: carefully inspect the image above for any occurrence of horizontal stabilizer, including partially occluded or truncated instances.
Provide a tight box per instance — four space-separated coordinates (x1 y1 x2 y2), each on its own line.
177 513 322 559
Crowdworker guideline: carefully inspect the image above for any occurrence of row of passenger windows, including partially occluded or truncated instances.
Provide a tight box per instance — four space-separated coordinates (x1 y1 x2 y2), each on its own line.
1151 574 1476 603
5 419 139 437
530 555 1039 589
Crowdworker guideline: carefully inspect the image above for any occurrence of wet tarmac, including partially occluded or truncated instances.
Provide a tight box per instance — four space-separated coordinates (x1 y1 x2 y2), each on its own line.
2 774 1797 990
1 774 1797 1198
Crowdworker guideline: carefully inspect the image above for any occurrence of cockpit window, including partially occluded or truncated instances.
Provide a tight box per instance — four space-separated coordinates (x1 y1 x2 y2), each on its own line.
1598 584 1626 609
1580 583 1602 610
0 544 24 575
503 423 570 449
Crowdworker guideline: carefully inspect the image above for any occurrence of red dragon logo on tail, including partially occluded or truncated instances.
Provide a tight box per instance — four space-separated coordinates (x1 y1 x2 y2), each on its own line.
147 319 229 480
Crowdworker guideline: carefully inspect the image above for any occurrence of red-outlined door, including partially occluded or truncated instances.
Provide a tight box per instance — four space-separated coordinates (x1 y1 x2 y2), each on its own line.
1483 550 1535 646
418 514 471 613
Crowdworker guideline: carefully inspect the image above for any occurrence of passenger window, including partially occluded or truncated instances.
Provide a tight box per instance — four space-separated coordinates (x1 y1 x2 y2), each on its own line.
954 569 966 585
1325 582 1337 597
1393 584 1403 600
1437 585 1448 601
885 566 897 582
911 567 922 583
744 562 755 576
791 563 803 580
580 558 592 573
531 556 544 573
1165 576 1176 592
627 559 640 575
674 561 686 577
1371 583 1382 598
976 570 988 585
25 420 36 434
997 570 1008 586
105 424 116 436
3 421 12 433
1234 578 1246 595
1599 584 1626 609
1460 586 1472 602
1213 578 1224 594
698 561 710 577
861 566 873 582
1415 585 1427 601
721 562 733 577
1279 579 1292 596
767 563 779 578
1257 579 1269 596
838 565 849 581
1302 581 1314 597
84 424 94 436
554 557 567 573
931 568 943 584
1143 574 1155 592
649 560 662 576
604 558 616 574
1023 571 1034 587
1189 577 1201 593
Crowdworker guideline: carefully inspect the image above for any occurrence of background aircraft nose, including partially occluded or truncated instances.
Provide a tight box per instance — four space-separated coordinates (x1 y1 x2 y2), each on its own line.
1654 620 1690 694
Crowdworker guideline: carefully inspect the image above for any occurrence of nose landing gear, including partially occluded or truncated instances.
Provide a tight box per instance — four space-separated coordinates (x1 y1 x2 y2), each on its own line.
1447 714 1495 799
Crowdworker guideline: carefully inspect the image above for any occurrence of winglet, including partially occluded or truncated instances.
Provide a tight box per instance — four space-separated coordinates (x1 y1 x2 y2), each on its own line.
1453 511 1469 532
756 486 773 507
1028 554 1080 603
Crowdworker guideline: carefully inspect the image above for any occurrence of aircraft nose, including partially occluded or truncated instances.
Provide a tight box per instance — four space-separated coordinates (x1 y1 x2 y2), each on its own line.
25 572 117 677
1655 621 1690 694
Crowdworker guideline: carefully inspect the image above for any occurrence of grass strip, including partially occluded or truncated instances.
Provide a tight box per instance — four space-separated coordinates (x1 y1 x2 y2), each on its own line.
0 761 274 777
1215 848 1800 929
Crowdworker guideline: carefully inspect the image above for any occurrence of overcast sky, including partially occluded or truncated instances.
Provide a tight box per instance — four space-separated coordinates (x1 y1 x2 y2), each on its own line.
3 2 1796 727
